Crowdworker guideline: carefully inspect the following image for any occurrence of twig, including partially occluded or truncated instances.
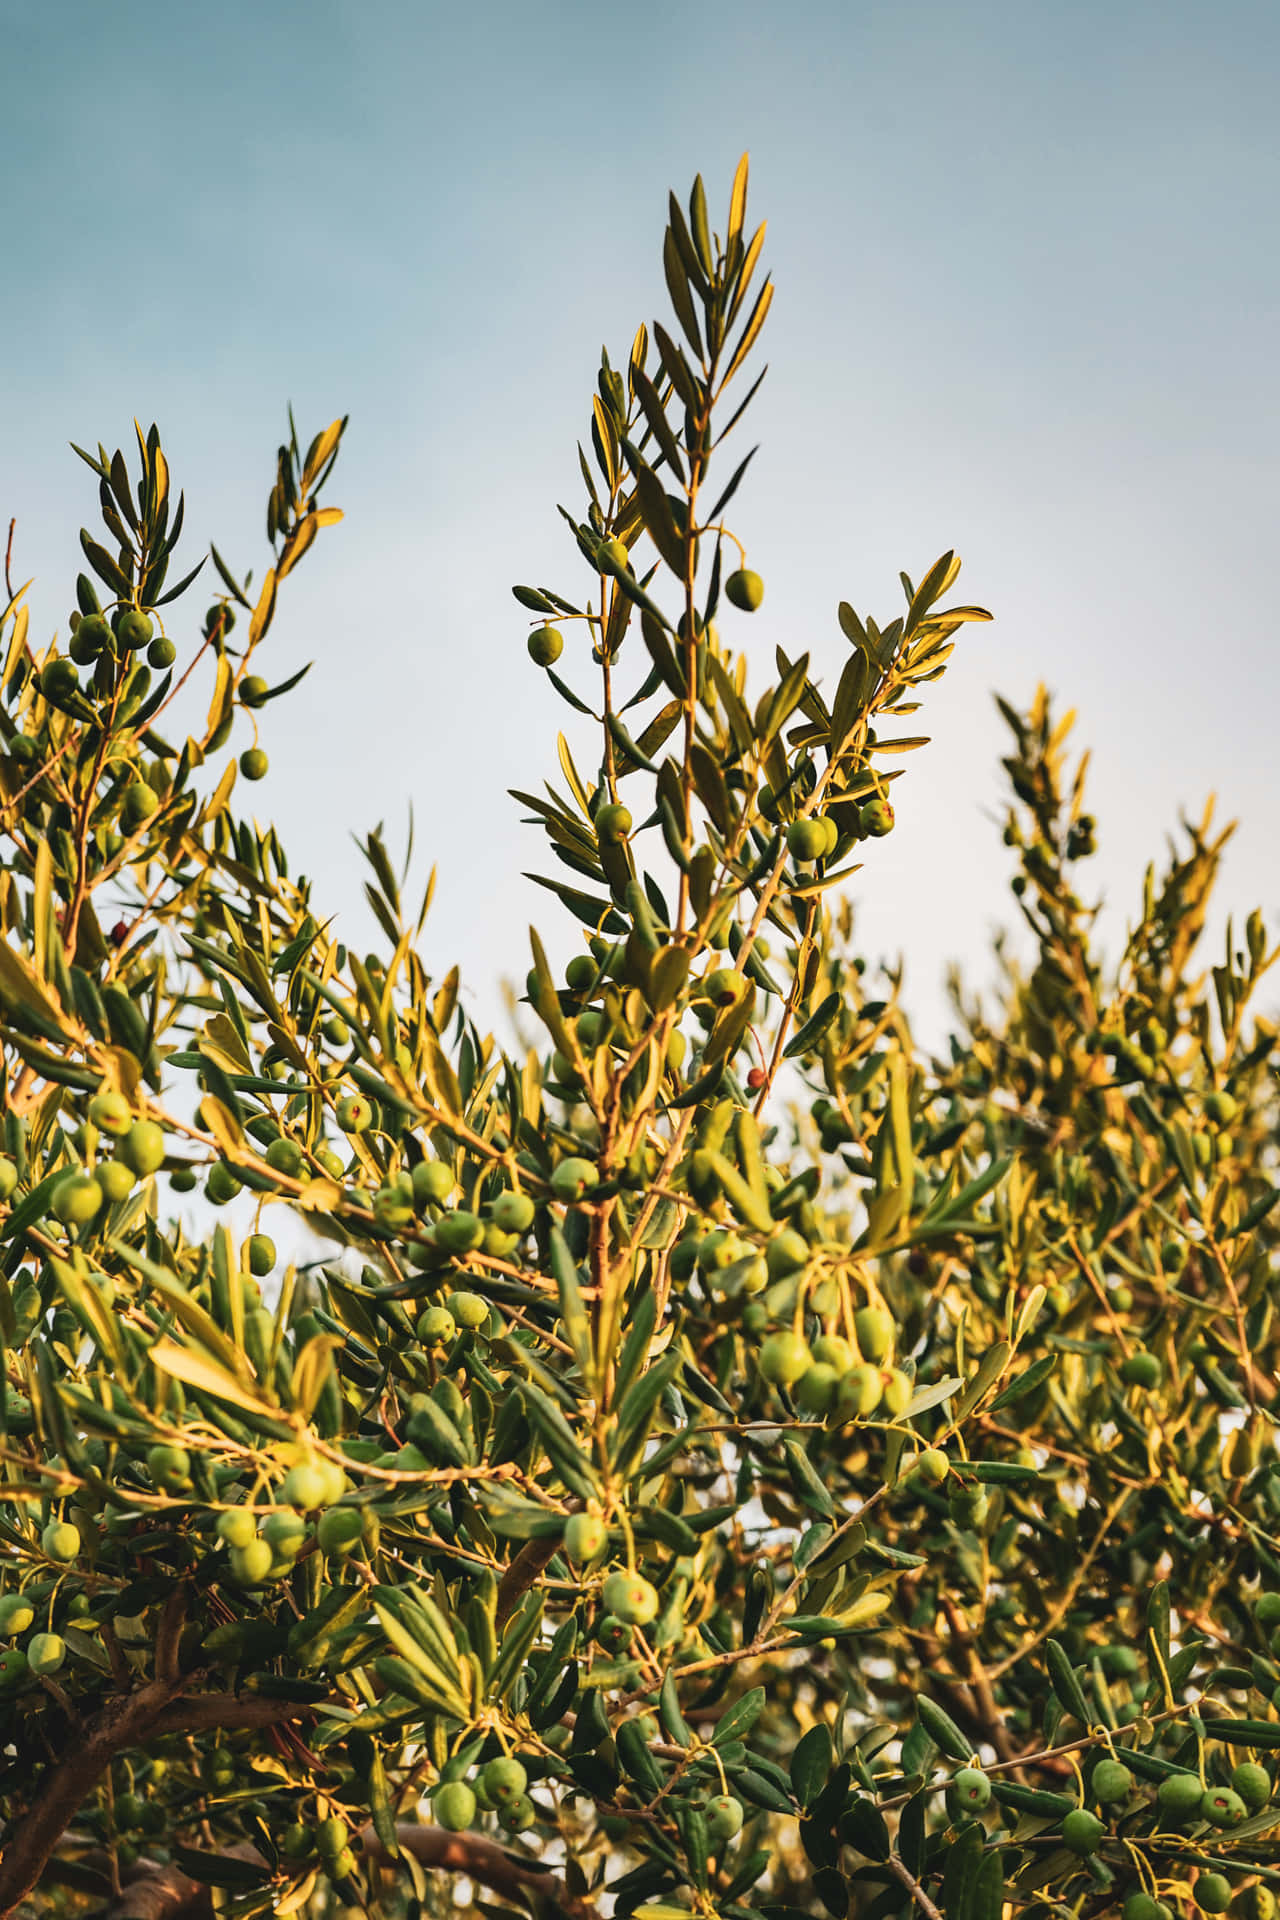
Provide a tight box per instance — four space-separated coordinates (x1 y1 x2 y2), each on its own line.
495 1534 564 1627
886 1851 944 1920
104 1823 604 1920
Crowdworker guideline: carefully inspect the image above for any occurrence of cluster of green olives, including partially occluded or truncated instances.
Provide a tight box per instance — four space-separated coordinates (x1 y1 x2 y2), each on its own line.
62 602 166 675
0 1102 169 1248
213 1460 361 1586
949 1754 1272 1914
432 1754 537 1836
277 1811 360 1885
392 1174 546 1269
560 1514 662 1634
0 1588 72 1695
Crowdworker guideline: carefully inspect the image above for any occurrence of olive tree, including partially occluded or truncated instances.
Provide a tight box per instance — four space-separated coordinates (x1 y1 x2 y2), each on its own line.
1 154 1279 1920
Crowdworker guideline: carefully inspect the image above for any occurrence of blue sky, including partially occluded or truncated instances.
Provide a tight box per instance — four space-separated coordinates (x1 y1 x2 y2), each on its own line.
5 0 1278 1043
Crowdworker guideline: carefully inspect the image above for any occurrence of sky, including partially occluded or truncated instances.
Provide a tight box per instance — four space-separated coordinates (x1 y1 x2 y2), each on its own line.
4 0 1278 1049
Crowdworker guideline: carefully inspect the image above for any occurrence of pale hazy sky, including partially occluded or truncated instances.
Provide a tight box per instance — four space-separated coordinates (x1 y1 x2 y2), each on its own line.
5 0 1277 1045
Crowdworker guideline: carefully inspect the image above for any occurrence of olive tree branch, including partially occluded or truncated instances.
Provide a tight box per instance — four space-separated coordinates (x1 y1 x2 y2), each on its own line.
886 1853 944 1920
104 1824 605 1920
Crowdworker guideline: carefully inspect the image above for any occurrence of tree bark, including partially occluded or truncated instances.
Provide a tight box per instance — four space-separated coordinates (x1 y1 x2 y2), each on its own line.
0 1673 184 1918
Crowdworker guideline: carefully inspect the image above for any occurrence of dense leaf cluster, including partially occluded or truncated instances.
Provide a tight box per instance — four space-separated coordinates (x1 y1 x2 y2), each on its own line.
0 157 1278 1920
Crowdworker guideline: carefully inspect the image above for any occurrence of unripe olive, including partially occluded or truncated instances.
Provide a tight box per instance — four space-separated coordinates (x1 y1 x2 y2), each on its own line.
706 1793 745 1841
265 1137 303 1178
262 1510 306 1558
1117 1351 1162 1396
447 1291 488 1329
42 1520 81 1562
697 1230 739 1275
335 1092 372 1134
880 1367 913 1417
795 1363 840 1414
498 1793 536 1833
216 1508 259 1550
758 1331 813 1387
1231 1761 1271 1810
490 1189 535 1234
117 609 153 651
97 1161 135 1204
812 1334 856 1372
1061 1808 1104 1855
26 1632 66 1676
147 1444 192 1491
594 1613 634 1655
770 1220 816 1280
859 796 895 837
600 1571 660 1626
412 1159 453 1205
702 968 744 1007
120 1119 166 1176
72 613 112 659
1201 1785 1247 1828
950 1766 992 1810
372 1175 412 1221
527 625 563 666
787 818 829 863
281 1464 328 1511
435 1210 485 1255
724 569 764 612
246 1233 275 1277
240 674 269 708
228 1540 274 1587
417 1306 456 1346
1122 1897 1171 1920
1194 1873 1232 1914
835 1365 883 1419
1093 1758 1133 1803
0 1649 29 1691
0 1596 36 1639
481 1756 528 1804
433 1781 476 1831
121 781 160 828
53 1175 104 1227
550 1158 599 1203
41 658 80 702
0 1159 17 1204
239 748 269 781
1205 1090 1239 1126
316 1817 348 1859
89 1090 131 1136
916 1447 950 1485
1155 1772 1204 1821
316 1507 364 1555
595 802 632 842
854 1305 894 1362
206 1162 242 1206
564 1513 607 1563
950 1486 990 1529
597 537 631 575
